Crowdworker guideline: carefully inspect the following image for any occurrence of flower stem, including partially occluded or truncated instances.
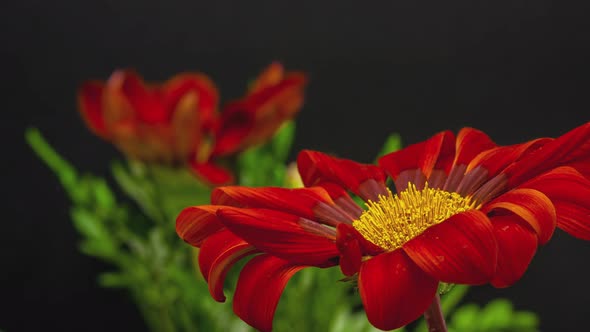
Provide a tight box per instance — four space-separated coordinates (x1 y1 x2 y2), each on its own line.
424 294 447 332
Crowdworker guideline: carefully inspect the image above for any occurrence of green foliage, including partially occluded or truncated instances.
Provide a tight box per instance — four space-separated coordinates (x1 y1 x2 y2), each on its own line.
440 285 470 315
274 267 378 332
237 121 295 186
26 127 251 332
447 299 539 332
270 120 296 163
26 128 126 263
111 160 211 225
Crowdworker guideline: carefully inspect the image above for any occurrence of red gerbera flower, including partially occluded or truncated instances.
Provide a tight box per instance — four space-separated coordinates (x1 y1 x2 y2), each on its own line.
78 62 307 185
176 123 590 331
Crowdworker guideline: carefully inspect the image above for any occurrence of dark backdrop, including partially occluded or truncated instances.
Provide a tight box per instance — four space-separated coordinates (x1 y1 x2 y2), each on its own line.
4 0 590 331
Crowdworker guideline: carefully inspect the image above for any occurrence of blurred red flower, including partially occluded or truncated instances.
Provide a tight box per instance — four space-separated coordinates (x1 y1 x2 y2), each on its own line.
78 62 307 185
177 122 590 331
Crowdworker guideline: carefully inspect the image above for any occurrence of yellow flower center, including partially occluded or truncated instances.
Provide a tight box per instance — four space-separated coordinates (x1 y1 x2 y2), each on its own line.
353 182 475 251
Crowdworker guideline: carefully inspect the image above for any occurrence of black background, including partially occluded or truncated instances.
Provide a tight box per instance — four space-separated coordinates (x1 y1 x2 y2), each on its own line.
4 0 590 331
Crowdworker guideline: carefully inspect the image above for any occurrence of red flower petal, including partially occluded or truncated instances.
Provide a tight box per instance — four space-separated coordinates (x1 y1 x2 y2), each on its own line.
358 250 438 331
504 122 590 187
212 70 307 156
163 74 219 159
427 131 457 176
211 186 345 225
240 72 306 122
336 223 384 276
297 150 387 201
101 72 142 149
483 188 556 244
336 230 361 276
553 202 590 240
189 161 234 185
379 131 455 178
161 73 219 127
444 128 496 192
199 230 258 301
169 95 202 159
107 70 168 124
403 210 498 284
233 255 306 332
453 127 496 166
521 166 590 240
176 205 224 247
490 215 538 288
568 158 590 179
314 182 363 219
216 207 339 266
247 62 284 94
78 81 109 138
247 72 307 127
210 104 253 157
466 138 550 178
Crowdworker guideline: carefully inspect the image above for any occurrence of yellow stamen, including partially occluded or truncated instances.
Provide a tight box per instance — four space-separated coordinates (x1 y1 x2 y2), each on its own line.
353 182 475 251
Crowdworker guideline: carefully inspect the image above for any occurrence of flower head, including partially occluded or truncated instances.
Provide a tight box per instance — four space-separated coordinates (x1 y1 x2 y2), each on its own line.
176 123 590 331
211 62 306 157
78 70 218 164
78 63 307 185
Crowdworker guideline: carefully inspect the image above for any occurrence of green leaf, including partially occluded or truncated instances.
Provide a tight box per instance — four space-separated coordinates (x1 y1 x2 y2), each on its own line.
512 312 539 329
237 146 282 187
99 271 133 288
235 121 298 187
112 160 214 225
70 205 107 240
147 164 213 220
446 299 539 332
26 128 120 211
352 194 366 208
271 121 296 163
111 161 166 224
273 266 374 332
329 309 383 332
92 177 116 210
450 303 480 330
440 284 470 315
25 127 83 202
478 299 513 330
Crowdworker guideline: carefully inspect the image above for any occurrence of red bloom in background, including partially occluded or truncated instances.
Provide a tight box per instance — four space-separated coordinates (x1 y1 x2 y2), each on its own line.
211 62 306 157
177 122 590 331
78 62 307 185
